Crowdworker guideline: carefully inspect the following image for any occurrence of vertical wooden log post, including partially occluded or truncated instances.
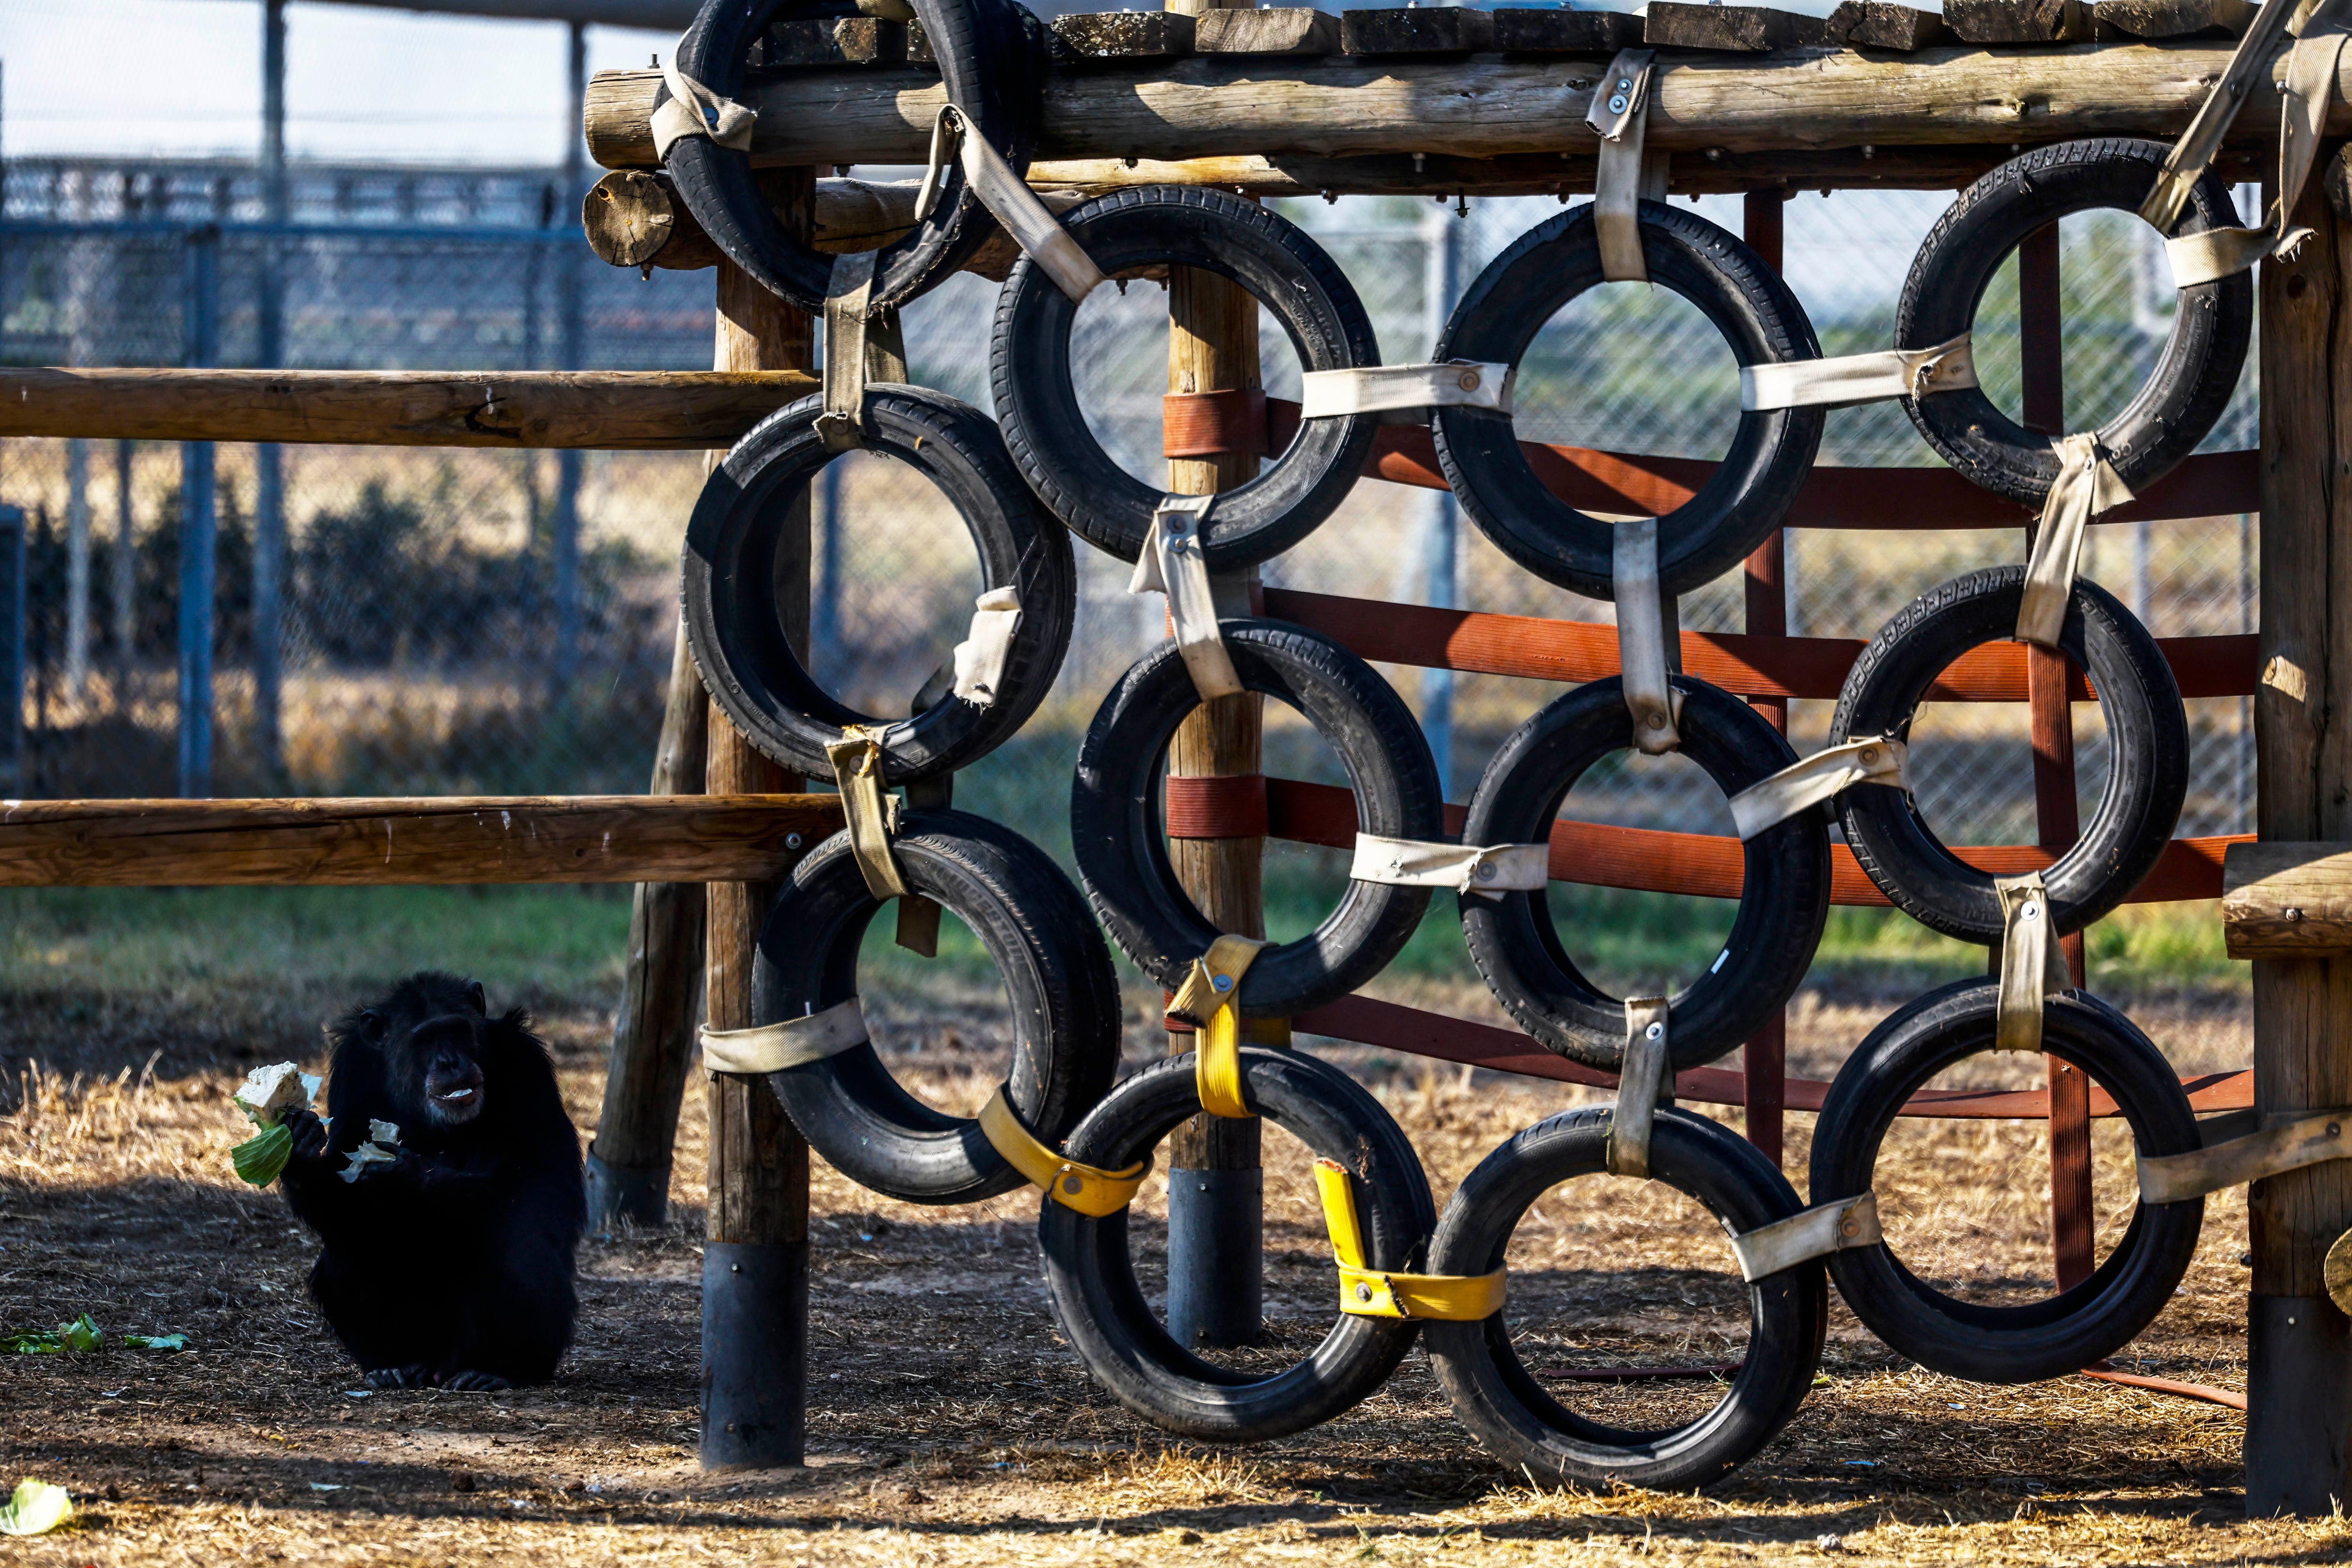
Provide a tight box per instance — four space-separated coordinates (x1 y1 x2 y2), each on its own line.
1162 49 1273 1346
1740 188 1788 1168
586 618 710 1232
2248 160 2352 1515
2016 222 2098 1295
701 169 815 1472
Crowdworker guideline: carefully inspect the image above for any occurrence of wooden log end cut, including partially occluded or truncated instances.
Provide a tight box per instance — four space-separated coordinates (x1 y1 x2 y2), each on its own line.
1340 6 1495 56
765 16 909 68
1834 0 1952 50
1645 1 1824 52
2327 1228 2352 1317
1195 7 1342 55
1490 6 1645 53
2091 0 2251 40
1944 0 2096 44
582 170 677 269
1051 11 1197 59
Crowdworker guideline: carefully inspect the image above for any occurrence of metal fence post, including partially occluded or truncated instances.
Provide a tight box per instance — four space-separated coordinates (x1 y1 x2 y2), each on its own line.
178 224 219 798
0 507 23 798
253 0 289 784
551 20 589 697
1418 204 1462 792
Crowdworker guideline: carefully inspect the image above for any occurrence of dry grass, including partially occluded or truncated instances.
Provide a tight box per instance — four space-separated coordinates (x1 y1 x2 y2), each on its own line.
0 981 2333 1568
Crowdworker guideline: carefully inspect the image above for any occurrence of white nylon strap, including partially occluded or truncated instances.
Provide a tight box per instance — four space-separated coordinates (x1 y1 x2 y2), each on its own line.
1606 996 1671 1179
1726 736 1908 841
914 105 1103 303
824 728 912 902
1298 361 1515 420
2164 21 2351 287
1347 835 1550 896
1128 496 1242 701
818 249 877 453
1613 517 1682 756
1738 335 1977 411
699 998 868 1075
1729 1194 1883 1282
950 587 1022 706
1994 872 2069 1054
1587 48 1656 284
2137 1109 2352 1204
2140 0 2336 232
2017 434 2134 648
652 56 757 161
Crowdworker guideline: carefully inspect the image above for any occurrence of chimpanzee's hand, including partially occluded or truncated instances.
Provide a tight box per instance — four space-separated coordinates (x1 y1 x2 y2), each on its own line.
282 1106 331 1170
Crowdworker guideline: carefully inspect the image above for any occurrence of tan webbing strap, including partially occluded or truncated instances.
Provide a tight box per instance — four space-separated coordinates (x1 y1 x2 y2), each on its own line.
1587 48 1657 284
2017 433 2133 648
1297 361 1516 420
976 1087 1148 1217
818 249 879 453
950 587 1022 706
2165 18 2352 286
2138 1109 2352 1204
1727 736 1908 842
1607 996 1672 1178
699 998 868 1075
1169 934 1266 1119
652 56 757 162
1347 835 1550 897
1728 1194 1883 1282
1129 494 1243 701
824 727 911 902
1993 871 2069 1054
1614 516 1683 756
1739 335 1977 411
2141 0 2339 233
1314 1159 1507 1321
914 104 1104 302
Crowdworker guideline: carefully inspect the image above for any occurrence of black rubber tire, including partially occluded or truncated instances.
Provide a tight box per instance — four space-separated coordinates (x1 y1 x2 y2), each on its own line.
1830 566 2187 943
1898 138 2253 507
991 186 1382 571
755 810 1123 1207
1460 675 1831 1073
1072 620 1445 1017
665 0 1044 314
1039 1048 1434 1441
1424 1106 1827 1491
1428 201 1825 599
683 385 1075 785
1809 978 2204 1384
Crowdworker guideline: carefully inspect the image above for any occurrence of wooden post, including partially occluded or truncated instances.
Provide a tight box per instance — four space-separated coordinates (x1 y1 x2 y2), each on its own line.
701 169 815 1472
1162 16 1272 1348
2016 222 2097 1295
2248 158 2352 1515
586 617 710 1232
1741 188 1788 1168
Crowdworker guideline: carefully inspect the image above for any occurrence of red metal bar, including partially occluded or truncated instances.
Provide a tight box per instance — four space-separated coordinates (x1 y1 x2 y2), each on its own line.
1743 188 1791 1169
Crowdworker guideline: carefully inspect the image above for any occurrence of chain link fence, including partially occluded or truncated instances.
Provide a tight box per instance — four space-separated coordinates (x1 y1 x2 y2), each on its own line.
0 159 2259 876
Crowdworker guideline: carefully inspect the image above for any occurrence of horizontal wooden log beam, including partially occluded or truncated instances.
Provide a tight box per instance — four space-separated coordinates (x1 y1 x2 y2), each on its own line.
0 796 843 886
0 369 817 449
2222 842 2352 956
586 43 2308 179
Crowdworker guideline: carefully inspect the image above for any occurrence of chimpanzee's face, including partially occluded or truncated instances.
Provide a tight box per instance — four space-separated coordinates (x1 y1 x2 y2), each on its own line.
367 977 493 1128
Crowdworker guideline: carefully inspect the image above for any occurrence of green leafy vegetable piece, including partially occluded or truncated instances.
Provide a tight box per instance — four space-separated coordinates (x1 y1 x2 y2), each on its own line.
233 1122 295 1186
122 1333 186 1352
0 1478 71 1536
1 1332 59 1354
56 1314 100 1353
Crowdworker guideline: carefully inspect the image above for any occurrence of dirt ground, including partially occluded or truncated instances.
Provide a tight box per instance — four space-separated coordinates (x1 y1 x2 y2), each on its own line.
0 973 2337 1568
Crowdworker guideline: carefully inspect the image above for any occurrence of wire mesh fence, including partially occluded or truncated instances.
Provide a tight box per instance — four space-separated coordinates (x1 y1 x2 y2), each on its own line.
0 159 2260 875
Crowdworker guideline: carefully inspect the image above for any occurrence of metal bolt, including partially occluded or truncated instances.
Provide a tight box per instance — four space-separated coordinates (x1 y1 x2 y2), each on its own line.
1840 1220 1859 1237
1355 1283 1374 1303
1645 1022 1664 1041
2331 1123 2343 1138
731 1263 742 1274
1062 1176 1083 1195
2286 907 2305 922
1859 748 1876 765
1458 369 1481 392
1617 76 1633 91
1646 713 1666 730
1475 862 1496 882
1607 93 1628 115
1213 972 1233 992
2021 902 2040 921
786 832 803 851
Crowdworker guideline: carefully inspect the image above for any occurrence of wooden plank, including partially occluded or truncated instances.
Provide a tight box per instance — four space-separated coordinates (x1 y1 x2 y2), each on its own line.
765 16 907 67
0 368 817 450
586 47 2326 172
1195 6 1340 54
1491 6 1644 53
2094 0 2250 39
1832 0 1952 49
1646 2 1822 52
2224 844 2352 956
1052 10 1196 59
1946 0 2095 42
1341 6 1494 54
0 795 840 886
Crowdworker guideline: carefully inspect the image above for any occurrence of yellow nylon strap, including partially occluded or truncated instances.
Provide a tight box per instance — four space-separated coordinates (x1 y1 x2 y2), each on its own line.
1169 934 1266 1120
824 726 910 902
976 1087 1146 1218
1312 1159 1506 1322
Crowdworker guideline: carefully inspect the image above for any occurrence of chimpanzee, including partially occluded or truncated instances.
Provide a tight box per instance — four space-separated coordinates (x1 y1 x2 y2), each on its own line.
278 971 586 1390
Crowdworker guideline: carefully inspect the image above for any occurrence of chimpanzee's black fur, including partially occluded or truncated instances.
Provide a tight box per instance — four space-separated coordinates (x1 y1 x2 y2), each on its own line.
279 972 585 1390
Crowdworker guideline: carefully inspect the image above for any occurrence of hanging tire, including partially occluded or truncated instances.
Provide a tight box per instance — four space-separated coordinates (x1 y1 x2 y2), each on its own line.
1072 620 1445 1018
1428 202 1824 600
990 186 1383 571
1897 138 2253 507
1830 566 2187 943
664 0 1044 314
1039 1047 1435 1441
755 809 1123 1207
1809 978 2203 1384
683 385 1075 785
1460 675 1831 1073
1423 1106 1827 1491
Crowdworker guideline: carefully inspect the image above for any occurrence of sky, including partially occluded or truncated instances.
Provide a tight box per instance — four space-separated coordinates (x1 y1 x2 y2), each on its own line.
0 0 671 165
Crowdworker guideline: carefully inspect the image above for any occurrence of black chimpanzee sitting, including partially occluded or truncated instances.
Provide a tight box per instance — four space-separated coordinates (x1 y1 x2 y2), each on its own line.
279 972 586 1390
